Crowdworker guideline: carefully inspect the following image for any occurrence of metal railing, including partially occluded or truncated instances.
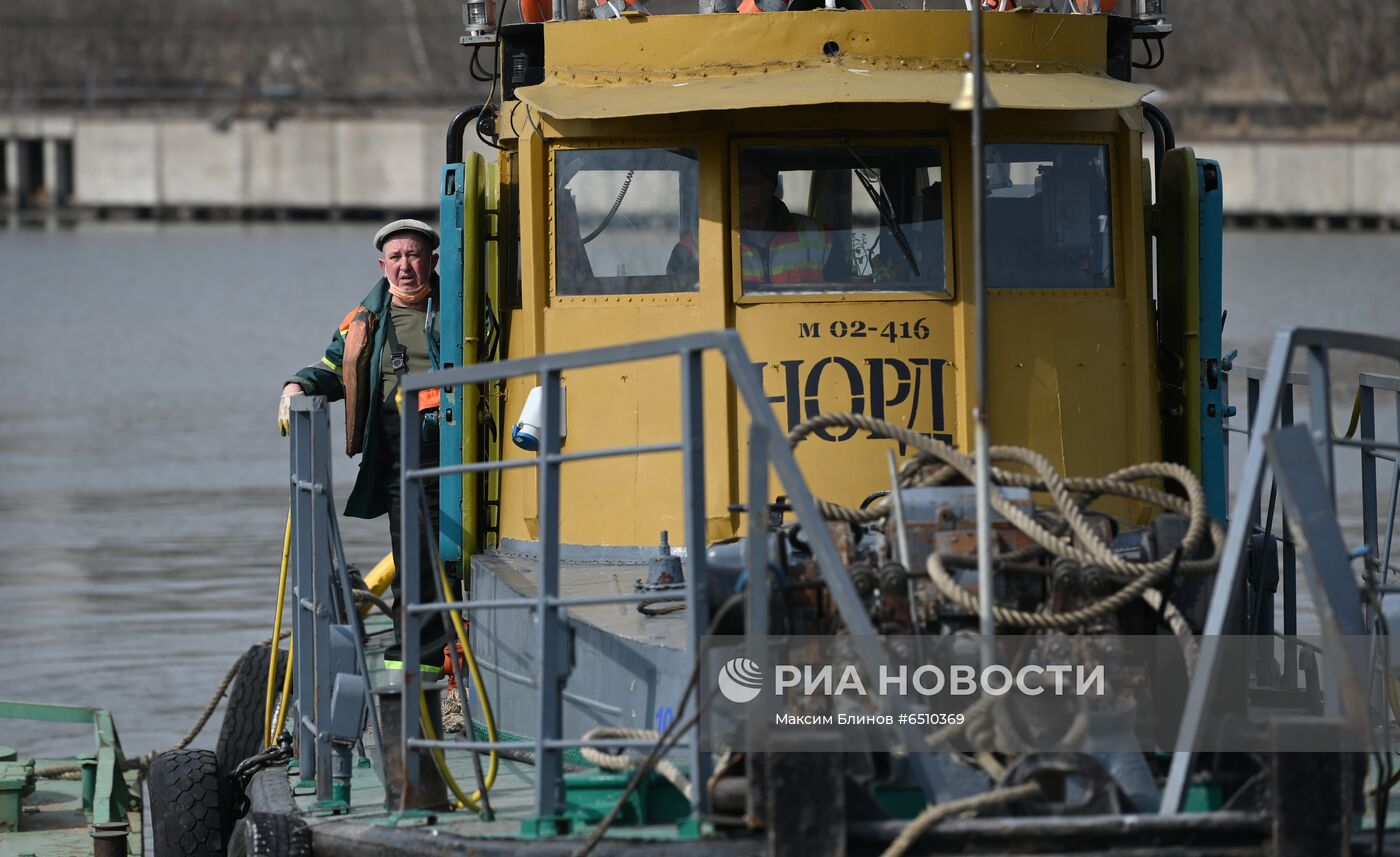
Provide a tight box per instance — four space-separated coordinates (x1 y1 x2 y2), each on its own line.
395 330 950 824
0 701 137 827
1162 327 1400 814
286 395 383 800
1221 365 1400 689
1357 372 1400 589
294 326 1400 822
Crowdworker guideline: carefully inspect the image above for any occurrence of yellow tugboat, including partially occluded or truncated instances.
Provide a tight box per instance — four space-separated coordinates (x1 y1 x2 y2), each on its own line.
73 2 1400 855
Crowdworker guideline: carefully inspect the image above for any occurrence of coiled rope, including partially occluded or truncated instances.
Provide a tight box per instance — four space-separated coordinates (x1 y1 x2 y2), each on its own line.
579 727 693 800
787 412 1222 633
779 412 1210 845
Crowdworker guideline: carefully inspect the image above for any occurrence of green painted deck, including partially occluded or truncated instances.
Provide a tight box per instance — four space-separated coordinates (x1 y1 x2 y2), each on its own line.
276 621 700 847
287 754 695 841
1 702 143 856
0 757 143 857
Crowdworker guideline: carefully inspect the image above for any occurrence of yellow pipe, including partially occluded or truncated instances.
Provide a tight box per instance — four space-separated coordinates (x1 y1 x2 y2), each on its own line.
484 161 504 543
364 551 396 596
360 551 396 618
264 510 292 748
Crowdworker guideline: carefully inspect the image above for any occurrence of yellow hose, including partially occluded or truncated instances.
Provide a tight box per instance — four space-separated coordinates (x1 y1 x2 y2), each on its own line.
263 509 498 807
419 691 481 811
264 510 293 748
425 557 499 809
1344 389 1363 439
1389 674 1400 737
272 635 294 740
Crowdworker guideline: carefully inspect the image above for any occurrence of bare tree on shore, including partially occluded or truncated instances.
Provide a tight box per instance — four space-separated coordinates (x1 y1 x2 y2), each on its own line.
3 0 1398 135
1246 1 1399 124
1139 1 1400 135
1 0 483 110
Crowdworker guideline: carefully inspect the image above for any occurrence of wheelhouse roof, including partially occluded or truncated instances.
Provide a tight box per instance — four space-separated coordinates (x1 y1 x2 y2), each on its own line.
514 10 1152 120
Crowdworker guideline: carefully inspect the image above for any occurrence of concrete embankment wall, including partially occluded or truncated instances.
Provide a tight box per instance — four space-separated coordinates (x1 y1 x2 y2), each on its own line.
71 116 473 214
2 113 493 216
2 113 1399 225
1198 141 1400 223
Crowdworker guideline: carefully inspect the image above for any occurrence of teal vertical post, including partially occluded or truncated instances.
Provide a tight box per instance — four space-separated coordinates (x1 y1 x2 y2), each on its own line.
439 163 466 569
1197 159 1227 520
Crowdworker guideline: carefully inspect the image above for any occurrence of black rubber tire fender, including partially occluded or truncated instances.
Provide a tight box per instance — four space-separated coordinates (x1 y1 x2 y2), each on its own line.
227 811 312 857
217 643 289 773
148 748 235 857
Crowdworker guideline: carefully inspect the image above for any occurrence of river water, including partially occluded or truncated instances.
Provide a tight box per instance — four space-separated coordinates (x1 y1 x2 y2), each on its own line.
0 223 1398 761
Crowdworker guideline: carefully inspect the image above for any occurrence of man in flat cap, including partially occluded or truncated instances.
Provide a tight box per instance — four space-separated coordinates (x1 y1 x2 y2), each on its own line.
279 218 449 674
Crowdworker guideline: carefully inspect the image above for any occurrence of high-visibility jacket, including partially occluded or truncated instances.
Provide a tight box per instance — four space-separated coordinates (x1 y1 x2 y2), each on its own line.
740 213 831 285
667 210 831 285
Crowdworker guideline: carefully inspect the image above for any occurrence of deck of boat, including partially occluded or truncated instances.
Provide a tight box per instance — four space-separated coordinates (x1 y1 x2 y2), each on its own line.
0 757 142 857
244 596 738 856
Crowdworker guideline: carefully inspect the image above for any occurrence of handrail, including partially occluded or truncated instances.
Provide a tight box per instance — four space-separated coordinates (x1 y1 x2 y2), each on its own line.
0 701 138 825
1163 327 1400 815
1222 359 1400 604
395 330 949 826
1236 365 1372 440
286 395 384 800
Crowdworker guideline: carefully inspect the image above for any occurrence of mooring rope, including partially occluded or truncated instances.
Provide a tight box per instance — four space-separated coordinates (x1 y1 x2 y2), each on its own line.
879 781 1043 857
34 632 291 779
579 727 693 800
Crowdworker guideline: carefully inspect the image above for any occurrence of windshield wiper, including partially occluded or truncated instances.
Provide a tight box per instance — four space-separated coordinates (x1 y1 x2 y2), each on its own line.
843 142 919 278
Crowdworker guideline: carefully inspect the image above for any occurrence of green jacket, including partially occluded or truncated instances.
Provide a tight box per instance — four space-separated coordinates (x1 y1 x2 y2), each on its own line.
288 276 439 519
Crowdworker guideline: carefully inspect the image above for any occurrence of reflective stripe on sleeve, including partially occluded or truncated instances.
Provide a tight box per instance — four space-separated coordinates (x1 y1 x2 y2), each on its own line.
382 660 443 674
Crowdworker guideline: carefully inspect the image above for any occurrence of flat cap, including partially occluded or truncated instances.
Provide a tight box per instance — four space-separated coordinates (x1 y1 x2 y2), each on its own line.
374 218 440 251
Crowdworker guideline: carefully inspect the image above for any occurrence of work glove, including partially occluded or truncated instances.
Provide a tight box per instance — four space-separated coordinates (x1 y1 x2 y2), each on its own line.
278 384 304 436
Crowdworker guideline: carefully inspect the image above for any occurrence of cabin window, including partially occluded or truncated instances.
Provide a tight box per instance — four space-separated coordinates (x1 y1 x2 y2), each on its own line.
984 143 1114 290
733 144 947 295
553 147 700 296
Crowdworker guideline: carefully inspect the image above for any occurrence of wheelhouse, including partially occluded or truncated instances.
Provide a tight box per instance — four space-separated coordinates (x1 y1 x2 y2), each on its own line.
482 10 1160 548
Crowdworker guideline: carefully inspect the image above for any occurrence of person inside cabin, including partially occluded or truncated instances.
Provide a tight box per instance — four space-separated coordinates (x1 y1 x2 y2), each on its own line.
867 180 944 284
277 218 450 675
667 157 843 287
